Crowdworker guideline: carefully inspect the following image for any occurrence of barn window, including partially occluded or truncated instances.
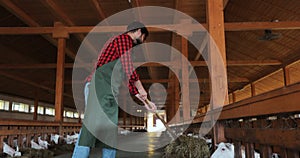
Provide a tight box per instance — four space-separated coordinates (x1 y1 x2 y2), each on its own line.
74 112 79 118
12 102 29 113
37 106 44 114
45 107 55 116
64 111 74 118
0 100 9 111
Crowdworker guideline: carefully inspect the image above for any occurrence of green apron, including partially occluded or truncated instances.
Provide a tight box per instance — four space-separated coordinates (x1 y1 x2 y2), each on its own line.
78 59 124 149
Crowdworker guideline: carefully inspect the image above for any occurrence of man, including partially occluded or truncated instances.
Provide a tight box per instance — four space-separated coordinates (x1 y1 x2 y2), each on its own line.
72 21 156 158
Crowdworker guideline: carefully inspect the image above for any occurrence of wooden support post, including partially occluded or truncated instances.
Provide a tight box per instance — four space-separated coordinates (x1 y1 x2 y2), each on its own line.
232 92 236 103
207 0 229 144
260 145 272 158
9 101 12 111
174 75 180 122
169 74 178 123
33 89 38 120
234 141 242 158
280 148 288 158
135 116 137 129
181 37 190 121
166 75 175 122
245 143 255 158
54 37 65 122
122 91 127 126
294 152 300 158
251 83 256 97
130 115 133 130
123 110 127 126
78 112 82 123
53 22 68 124
283 67 290 86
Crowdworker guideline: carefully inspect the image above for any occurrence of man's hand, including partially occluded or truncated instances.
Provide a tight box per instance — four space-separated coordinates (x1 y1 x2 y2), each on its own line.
135 94 157 112
144 99 157 112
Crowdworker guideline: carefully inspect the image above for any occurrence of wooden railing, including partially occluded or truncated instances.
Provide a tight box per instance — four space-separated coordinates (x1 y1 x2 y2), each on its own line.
191 82 300 157
0 119 81 150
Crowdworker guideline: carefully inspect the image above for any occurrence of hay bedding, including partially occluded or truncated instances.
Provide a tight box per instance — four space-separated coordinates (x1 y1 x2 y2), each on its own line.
1 144 74 158
163 135 210 158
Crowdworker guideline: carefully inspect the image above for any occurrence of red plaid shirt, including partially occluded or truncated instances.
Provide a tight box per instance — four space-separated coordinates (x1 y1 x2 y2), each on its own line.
86 34 139 95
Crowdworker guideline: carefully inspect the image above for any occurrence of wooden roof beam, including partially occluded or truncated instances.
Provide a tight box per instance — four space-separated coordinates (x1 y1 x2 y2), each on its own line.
225 21 300 31
0 60 281 69
130 0 160 83
41 0 98 55
0 70 73 99
0 0 77 60
223 0 230 9
66 76 248 85
89 0 107 21
0 21 299 35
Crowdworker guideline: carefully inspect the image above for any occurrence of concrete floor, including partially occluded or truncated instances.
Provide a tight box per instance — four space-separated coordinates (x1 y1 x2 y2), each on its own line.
55 132 170 158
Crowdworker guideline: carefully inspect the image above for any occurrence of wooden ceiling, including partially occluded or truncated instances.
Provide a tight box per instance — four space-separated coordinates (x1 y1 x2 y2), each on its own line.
0 0 299 113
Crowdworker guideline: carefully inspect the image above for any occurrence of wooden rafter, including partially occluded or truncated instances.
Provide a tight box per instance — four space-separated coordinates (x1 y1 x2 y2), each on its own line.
130 0 160 86
0 0 77 60
41 0 97 55
90 0 107 21
0 70 73 99
223 0 230 9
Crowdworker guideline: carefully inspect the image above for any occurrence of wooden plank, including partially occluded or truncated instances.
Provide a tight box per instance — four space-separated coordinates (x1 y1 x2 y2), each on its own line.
225 128 300 150
42 1 97 55
54 38 66 122
250 83 256 97
233 141 241 158
225 21 300 31
227 60 281 66
245 143 255 158
218 83 300 120
33 89 38 120
0 60 281 70
0 119 81 127
130 115 133 130
260 145 273 158
0 0 77 60
193 82 300 123
207 0 228 106
0 129 57 135
181 37 190 121
174 70 181 123
280 148 288 158
118 125 144 128
283 67 291 86
0 70 73 99
207 0 228 143
0 21 299 35
223 0 230 9
89 0 107 21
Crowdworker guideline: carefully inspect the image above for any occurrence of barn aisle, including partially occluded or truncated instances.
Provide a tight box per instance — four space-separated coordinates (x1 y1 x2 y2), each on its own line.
55 132 167 158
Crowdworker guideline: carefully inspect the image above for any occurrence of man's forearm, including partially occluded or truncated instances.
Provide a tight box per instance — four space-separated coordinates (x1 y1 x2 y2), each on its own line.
134 80 147 100
134 80 144 92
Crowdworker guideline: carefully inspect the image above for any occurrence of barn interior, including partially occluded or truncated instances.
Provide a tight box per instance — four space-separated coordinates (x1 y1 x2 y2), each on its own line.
0 0 299 157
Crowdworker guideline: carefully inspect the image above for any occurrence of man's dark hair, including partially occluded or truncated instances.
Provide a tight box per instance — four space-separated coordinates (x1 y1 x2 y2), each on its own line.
127 21 149 40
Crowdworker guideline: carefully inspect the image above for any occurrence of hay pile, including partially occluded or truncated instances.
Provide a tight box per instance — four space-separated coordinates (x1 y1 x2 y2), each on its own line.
164 135 210 158
2 144 74 158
